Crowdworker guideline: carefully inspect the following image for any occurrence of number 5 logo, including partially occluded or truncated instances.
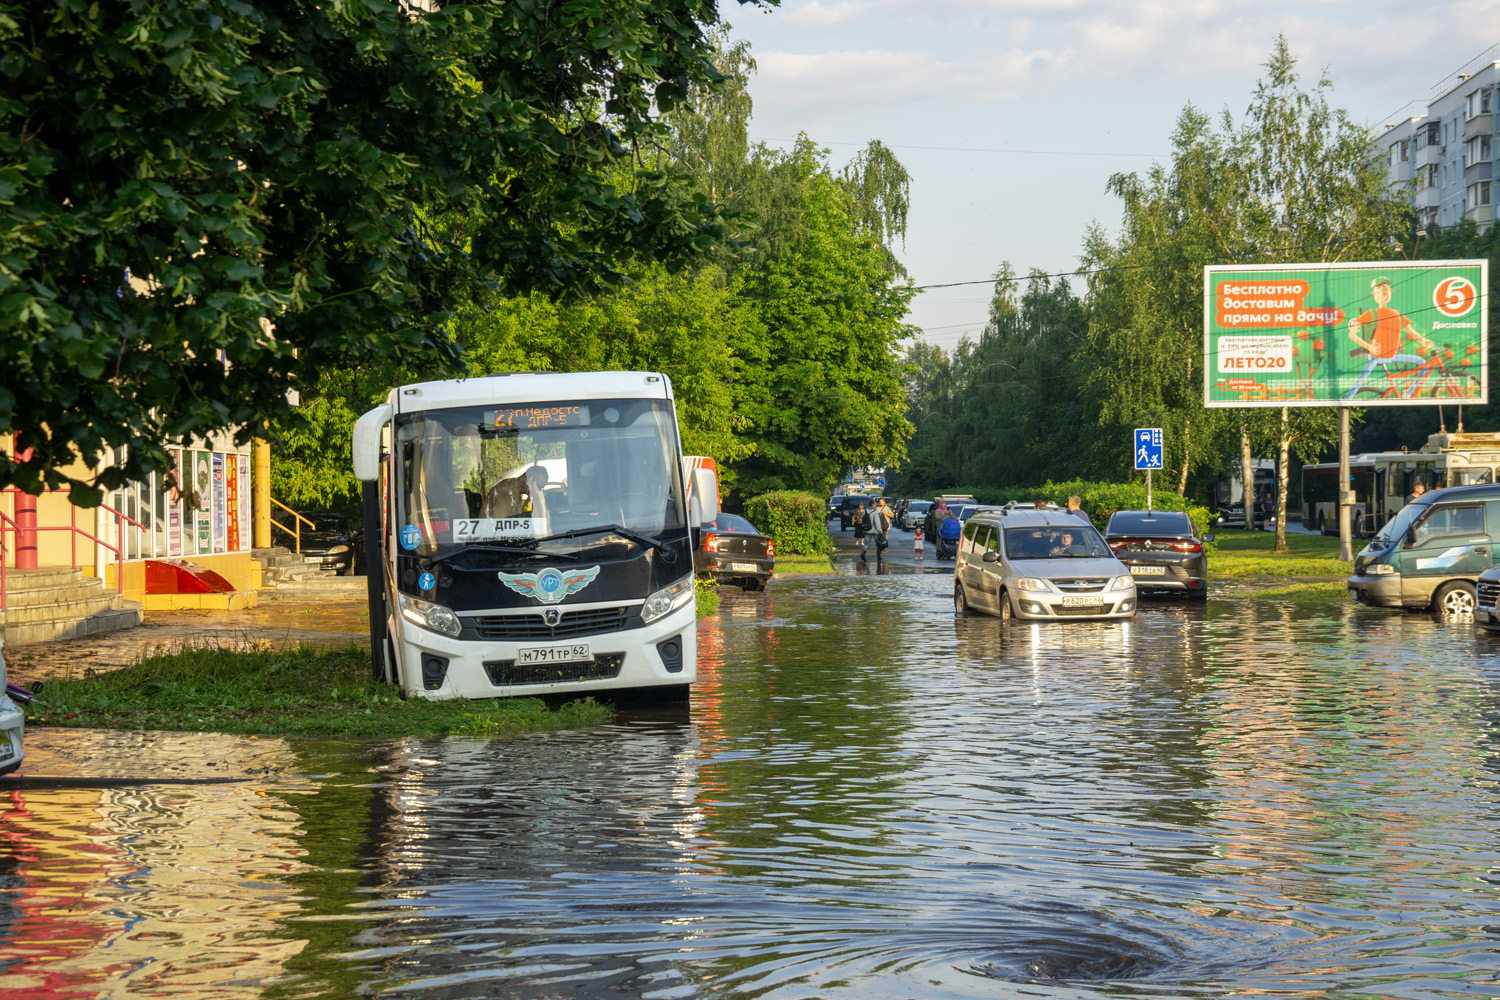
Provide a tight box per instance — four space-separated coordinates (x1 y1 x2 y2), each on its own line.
1434 276 1477 317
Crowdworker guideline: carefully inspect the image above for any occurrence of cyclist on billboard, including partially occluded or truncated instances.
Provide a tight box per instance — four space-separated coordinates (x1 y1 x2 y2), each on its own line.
1344 275 1436 399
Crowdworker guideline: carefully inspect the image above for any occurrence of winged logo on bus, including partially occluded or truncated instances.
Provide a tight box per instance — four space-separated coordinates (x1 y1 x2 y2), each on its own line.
497 566 601 605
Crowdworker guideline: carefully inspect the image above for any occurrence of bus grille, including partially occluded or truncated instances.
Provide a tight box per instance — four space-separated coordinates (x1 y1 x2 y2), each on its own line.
466 605 634 640
484 653 625 686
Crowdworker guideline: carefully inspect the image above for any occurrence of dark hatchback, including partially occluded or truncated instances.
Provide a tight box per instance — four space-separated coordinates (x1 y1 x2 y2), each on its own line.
695 513 775 591
838 496 883 530
293 511 362 575
1104 510 1212 599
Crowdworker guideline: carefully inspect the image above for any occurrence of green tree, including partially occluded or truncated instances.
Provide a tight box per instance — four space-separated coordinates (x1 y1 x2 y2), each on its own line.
2 0 768 503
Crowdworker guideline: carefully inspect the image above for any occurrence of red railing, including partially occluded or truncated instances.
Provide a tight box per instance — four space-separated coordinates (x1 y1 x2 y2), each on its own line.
0 487 146 610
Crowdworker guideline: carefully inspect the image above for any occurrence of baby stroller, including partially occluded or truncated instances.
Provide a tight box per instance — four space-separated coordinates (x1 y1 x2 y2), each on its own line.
935 515 962 560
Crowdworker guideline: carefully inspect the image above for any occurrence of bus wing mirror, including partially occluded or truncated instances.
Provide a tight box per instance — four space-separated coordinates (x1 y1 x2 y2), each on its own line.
689 467 719 526
352 404 392 482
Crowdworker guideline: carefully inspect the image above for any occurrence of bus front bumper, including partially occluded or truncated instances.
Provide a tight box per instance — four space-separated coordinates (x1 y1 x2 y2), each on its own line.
397 601 698 700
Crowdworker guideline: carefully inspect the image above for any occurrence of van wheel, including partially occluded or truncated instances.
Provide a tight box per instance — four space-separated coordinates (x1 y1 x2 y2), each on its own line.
954 585 972 617
1434 581 1476 617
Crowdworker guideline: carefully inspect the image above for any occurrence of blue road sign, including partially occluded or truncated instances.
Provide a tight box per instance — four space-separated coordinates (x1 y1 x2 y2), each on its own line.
877 476 886 487
1134 428 1164 470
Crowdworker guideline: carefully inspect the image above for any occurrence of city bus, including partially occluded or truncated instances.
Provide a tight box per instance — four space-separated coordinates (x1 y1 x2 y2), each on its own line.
351 372 717 700
1301 431 1500 536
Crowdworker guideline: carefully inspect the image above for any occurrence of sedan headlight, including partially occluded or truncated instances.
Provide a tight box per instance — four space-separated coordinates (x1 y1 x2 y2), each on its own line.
643 577 695 624
1363 563 1396 576
1015 577 1053 592
398 593 461 637
1110 575 1134 590
329 544 351 554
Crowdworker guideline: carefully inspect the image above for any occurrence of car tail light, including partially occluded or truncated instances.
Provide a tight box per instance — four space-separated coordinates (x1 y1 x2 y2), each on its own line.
1169 541 1203 553
704 532 717 552
766 539 775 559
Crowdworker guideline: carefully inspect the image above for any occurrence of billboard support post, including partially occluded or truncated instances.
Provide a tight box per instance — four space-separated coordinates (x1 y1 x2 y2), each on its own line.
1338 406 1352 562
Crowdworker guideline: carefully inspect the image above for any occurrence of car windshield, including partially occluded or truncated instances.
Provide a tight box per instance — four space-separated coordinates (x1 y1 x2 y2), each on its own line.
713 514 760 534
1005 525 1113 559
394 398 685 563
307 514 348 533
1376 500 1429 542
908 501 931 512
1108 513 1191 536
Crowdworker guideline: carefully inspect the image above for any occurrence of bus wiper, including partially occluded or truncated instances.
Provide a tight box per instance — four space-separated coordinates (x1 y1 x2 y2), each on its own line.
425 544 578 568
529 524 675 559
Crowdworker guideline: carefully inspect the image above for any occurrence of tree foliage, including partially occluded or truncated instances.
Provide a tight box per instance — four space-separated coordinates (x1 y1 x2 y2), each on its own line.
1 0 770 503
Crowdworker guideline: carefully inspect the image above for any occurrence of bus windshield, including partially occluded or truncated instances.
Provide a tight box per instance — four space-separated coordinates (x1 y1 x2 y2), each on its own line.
394 398 685 561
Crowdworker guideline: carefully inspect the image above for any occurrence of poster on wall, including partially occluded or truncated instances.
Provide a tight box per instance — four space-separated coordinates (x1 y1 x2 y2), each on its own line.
194 450 212 554
238 455 251 552
212 452 227 554
226 455 240 551
168 449 183 558
1203 259 1489 407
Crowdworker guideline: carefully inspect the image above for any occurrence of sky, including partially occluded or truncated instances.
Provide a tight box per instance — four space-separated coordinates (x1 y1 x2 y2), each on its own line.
726 0 1500 351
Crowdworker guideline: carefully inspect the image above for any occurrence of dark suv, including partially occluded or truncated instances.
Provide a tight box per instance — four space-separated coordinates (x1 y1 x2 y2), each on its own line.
838 495 882 531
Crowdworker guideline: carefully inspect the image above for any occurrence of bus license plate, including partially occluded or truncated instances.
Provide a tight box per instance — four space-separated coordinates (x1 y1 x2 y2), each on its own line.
1132 565 1167 575
517 644 590 665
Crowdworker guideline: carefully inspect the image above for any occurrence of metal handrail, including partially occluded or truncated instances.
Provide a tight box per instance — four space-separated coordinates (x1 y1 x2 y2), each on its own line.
0 487 145 610
269 498 316 554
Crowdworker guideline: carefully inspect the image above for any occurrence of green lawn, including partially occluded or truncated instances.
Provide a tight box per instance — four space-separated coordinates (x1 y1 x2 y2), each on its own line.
1246 581 1350 601
27 645 615 738
1210 529 1350 578
774 554 835 574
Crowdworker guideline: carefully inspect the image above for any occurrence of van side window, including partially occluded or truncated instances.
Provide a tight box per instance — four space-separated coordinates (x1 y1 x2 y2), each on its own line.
966 525 990 556
986 529 1001 554
962 521 980 553
1414 504 1485 544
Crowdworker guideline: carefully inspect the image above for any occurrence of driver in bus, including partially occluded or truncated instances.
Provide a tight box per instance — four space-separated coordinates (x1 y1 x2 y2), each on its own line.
484 465 549 520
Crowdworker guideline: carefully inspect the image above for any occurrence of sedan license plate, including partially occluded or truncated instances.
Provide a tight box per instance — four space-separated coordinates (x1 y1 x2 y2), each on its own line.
1131 565 1167 576
517 644 590 665
1060 595 1100 607
730 562 758 572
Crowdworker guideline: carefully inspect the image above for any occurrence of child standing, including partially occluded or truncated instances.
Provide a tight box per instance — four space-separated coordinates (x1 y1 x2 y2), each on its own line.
913 525 924 559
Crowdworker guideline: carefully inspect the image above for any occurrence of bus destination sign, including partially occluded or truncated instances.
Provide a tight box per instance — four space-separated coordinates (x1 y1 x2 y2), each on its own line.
487 405 590 430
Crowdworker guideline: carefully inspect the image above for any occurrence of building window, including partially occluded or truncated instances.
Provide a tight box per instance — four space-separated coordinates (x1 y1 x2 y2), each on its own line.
1468 181 1492 210
1466 134 1492 167
1466 88 1495 120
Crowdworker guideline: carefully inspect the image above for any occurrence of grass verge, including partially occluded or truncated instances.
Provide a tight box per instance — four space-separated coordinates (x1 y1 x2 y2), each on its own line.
774 554 836 574
26 645 615 738
1246 581 1349 602
1211 529 1350 578
696 577 721 617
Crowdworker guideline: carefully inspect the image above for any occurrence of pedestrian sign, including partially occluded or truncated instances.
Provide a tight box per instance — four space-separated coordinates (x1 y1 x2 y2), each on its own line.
877 476 885 487
1134 428 1163 470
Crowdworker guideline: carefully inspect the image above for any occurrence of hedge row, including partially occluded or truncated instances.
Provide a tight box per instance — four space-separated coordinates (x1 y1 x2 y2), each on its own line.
743 490 833 555
904 480 1213 538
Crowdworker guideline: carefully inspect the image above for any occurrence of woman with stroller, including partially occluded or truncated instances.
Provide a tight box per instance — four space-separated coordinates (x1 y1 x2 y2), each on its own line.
936 508 962 560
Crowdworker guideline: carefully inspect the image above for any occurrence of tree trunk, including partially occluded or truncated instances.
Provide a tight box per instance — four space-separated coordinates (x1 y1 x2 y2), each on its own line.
1241 420 1254 531
1275 406 1290 553
1177 419 1191 495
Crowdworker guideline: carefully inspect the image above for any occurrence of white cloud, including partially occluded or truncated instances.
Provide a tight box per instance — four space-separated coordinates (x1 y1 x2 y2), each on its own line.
775 0 883 29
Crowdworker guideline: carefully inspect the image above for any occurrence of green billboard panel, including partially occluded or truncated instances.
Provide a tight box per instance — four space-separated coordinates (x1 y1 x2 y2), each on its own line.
1203 260 1488 407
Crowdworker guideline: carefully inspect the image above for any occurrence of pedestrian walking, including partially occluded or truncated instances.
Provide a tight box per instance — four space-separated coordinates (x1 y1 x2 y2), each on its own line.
1066 494 1090 524
871 498 893 560
913 525 924 559
853 502 870 561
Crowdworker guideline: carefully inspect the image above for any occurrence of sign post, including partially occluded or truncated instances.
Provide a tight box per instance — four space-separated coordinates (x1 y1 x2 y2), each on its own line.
1134 428 1164 512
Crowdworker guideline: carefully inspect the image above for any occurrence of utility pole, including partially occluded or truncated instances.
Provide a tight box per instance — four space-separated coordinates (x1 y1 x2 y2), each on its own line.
1337 406 1353 561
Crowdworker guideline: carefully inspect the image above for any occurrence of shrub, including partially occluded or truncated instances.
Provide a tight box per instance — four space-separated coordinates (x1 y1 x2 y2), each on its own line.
743 490 833 555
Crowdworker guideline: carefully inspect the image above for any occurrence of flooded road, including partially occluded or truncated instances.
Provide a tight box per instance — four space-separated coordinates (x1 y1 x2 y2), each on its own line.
5 573 1500 998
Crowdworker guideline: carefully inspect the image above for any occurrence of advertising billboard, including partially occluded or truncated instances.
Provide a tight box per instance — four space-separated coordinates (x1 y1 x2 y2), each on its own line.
1203 260 1488 407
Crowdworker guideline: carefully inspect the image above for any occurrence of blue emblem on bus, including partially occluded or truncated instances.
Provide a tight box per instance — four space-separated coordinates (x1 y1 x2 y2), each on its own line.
400 524 421 550
498 566 600 605
418 572 435 591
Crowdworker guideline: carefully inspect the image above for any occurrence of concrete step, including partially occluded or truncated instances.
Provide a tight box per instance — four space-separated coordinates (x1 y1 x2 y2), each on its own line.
3 567 87 591
0 592 122 626
3 578 109 608
269 575 369 593
3 602 143 646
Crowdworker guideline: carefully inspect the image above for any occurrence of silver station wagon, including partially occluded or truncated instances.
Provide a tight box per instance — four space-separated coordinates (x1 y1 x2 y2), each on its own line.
953 509 1138 621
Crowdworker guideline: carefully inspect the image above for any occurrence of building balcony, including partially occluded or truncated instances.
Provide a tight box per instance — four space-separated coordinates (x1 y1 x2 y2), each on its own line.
1389 162 1413 182
1464 112 1493 138
1465 160 1493 181
1416 143 1444 167
1465 204 1494 224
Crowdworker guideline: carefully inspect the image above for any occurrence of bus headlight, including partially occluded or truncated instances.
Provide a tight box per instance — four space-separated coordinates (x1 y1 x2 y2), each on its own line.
642 577 694 624
398 593 462 637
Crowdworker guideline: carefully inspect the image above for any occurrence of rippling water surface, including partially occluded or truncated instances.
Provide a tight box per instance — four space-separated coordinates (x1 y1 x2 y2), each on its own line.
5 575 1500 999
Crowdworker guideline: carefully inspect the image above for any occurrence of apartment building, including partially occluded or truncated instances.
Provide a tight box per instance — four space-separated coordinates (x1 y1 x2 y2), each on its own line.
1381 44 1498 230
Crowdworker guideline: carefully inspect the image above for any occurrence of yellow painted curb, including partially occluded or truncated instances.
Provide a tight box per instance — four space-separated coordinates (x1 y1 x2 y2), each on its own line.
142 591 259 611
